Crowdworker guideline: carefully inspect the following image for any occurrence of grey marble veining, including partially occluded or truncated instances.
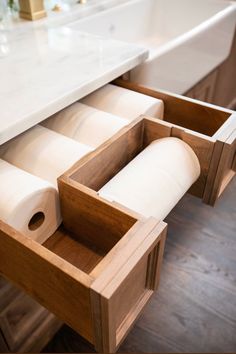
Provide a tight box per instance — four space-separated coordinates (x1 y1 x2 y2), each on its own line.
0 25 148 144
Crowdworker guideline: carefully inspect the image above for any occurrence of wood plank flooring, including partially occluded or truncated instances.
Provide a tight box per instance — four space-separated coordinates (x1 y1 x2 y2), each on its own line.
43 177 236 353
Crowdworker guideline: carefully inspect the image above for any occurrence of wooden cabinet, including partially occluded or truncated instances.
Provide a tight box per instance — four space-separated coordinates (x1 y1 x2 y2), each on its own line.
185 70 218 103
213 28 236 109
0 81 235 352
0 217 166 353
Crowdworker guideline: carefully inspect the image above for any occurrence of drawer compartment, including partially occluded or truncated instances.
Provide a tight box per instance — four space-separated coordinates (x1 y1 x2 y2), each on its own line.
0 79 235 353
114 80 236 205
0 201 166 352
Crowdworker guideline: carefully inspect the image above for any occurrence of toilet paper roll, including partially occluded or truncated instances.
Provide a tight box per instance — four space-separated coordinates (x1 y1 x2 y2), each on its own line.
0 125 92 186
99 137 200 220
0 125 93 187
81 84 164 121
0 159 61 244
42 102 129 148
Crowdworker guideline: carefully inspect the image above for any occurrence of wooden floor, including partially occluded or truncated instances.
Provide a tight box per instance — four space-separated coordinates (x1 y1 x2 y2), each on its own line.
43 177 236 353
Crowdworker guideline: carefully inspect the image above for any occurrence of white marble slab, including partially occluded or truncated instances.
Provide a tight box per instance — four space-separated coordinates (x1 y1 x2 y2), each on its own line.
45 0 130 28
0 26 148 144
7 0 130 30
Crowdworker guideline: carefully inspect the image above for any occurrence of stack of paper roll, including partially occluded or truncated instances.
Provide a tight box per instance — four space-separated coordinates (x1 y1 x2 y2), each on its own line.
81 84 164 121
0 125 93 187
42 102 129 148
0 159 61 244
99 137 200 220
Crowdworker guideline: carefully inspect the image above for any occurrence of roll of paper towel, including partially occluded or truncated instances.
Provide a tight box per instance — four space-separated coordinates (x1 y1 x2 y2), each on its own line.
99 138 200 220
42 102 129 148
0 125 93 187
0 159 61 244
81 84 164 121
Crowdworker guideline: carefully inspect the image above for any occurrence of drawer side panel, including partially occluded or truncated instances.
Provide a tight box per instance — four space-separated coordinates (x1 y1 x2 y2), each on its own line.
0 222 94 343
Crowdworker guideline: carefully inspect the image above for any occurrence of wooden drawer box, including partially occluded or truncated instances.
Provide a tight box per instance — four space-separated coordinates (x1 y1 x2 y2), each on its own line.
115 80 236 205
0 82 235 353
0 199 166 352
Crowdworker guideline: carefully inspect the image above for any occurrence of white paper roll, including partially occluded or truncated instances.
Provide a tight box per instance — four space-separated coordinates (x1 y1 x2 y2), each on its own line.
0 159 61 244
81 84 164 121
42 102 129 148
99 138 200 220
0 125 93 187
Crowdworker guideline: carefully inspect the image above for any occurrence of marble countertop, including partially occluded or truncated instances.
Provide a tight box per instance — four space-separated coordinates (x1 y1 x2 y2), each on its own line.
0 1 148 144
9 0 130 30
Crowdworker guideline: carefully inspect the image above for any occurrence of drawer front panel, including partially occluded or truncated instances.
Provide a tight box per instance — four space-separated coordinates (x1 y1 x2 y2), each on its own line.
91 220 167 352
210 129 236 204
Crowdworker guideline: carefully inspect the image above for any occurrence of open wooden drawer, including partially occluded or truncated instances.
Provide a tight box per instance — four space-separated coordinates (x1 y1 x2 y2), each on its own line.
0 80 235 353
56 109 235 350
0 186 166 353
114 79 236 205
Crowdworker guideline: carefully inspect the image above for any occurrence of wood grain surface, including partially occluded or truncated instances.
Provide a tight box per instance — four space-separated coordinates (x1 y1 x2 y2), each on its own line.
44 177 236 353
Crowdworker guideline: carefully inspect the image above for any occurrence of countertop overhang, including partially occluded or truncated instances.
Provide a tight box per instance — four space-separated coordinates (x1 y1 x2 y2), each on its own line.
0 24 148 144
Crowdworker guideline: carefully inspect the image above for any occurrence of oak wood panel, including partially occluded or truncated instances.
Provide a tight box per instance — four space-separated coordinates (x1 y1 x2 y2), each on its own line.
59 118 143 254
44 227 104 274
203 114 236 204
0 221 94 344
202 140 225 204
62 114 216 205
233 152 236 172
143 116 215 198
114 80 235 203
212 112 236 142
89 221 144 279
213 27 236 108
114 79 232 136
185 69 218 103
143 117 172 146
68 118 143 191
211 129 236 203
91 219 167 352
171 127 215 199
58 179 139 253
203 110 236 204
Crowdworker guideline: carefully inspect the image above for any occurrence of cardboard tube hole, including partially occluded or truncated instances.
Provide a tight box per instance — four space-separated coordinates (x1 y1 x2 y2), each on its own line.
28 212 45 231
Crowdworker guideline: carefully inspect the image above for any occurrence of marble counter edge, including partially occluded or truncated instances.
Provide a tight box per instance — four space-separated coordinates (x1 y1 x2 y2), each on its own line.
0 49 148 145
